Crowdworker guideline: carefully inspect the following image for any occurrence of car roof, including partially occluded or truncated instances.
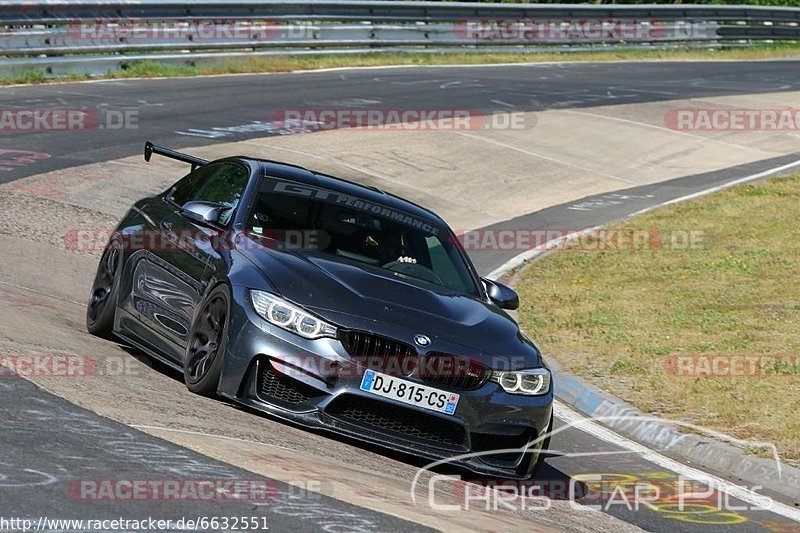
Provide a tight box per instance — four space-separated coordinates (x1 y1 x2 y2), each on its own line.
243 157 448 229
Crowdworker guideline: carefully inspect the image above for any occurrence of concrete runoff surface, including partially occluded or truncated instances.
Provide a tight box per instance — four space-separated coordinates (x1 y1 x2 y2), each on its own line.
1 61 800 532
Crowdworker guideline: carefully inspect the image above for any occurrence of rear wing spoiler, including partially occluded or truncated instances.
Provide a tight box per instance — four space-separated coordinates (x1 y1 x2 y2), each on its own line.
144 141 208 170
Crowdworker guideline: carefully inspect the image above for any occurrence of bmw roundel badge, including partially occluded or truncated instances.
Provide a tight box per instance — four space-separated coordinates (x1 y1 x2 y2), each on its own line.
414 334 431 347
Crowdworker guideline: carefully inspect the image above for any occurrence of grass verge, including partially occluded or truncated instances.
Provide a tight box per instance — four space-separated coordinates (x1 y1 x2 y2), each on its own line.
514 174 800 466
2 43 800 85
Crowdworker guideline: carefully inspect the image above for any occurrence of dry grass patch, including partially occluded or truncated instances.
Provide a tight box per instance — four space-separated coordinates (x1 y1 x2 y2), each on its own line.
515 174 800 465
3 44 800 85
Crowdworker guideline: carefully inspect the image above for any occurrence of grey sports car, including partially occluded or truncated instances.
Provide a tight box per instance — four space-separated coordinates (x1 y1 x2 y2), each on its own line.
86 141 553 479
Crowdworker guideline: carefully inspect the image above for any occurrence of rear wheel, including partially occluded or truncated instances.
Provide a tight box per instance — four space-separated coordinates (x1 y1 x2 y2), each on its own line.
86 237 123 339
184 285 230 396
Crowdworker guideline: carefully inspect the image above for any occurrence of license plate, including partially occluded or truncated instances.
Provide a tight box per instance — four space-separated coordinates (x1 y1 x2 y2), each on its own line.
359 369 459 415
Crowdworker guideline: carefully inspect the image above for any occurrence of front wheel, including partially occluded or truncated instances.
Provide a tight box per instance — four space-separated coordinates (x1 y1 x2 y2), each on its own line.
184 284 230 396
86 237 123 339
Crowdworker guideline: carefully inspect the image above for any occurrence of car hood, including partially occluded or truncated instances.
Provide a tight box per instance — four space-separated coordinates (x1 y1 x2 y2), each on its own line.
239 245 541 364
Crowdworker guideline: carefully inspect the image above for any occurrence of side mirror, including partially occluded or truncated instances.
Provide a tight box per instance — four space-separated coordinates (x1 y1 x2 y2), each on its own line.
181 201 226 226
483 278 519 310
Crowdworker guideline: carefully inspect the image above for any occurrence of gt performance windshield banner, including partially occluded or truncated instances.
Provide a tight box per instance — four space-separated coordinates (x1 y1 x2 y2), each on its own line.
263 179 442 236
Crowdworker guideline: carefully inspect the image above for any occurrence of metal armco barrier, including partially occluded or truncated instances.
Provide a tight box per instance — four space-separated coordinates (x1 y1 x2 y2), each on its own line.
0 1 798 77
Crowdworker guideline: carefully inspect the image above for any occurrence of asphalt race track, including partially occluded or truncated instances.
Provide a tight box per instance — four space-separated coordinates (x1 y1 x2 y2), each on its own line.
1 61 800 532
1 60 799 182
0 375 430 532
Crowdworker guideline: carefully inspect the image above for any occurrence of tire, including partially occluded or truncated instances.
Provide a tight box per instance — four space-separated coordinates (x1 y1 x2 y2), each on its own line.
86 237 123 339
184 284 230 396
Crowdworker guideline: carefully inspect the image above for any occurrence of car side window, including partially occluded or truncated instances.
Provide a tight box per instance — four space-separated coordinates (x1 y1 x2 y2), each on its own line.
168 162 249 225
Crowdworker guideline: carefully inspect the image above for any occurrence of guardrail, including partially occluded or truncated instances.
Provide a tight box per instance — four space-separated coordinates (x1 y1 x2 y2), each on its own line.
1 1 799 77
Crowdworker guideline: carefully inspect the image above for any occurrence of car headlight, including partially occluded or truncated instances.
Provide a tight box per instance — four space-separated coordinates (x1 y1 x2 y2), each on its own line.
250 290 337 339
490 368 551 395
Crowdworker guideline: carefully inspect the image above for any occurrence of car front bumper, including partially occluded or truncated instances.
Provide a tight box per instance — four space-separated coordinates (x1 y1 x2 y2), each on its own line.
218 286 554 479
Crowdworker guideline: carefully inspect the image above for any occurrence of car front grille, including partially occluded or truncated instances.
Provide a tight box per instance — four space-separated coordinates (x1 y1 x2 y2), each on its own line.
418 353 490 391
258 362 324 406
326 394 466 448
339 330 418 377
339 330 416 357
339 330 489 390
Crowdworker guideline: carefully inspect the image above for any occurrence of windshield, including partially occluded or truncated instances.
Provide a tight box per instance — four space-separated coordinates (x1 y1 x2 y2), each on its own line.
247 178 479 295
